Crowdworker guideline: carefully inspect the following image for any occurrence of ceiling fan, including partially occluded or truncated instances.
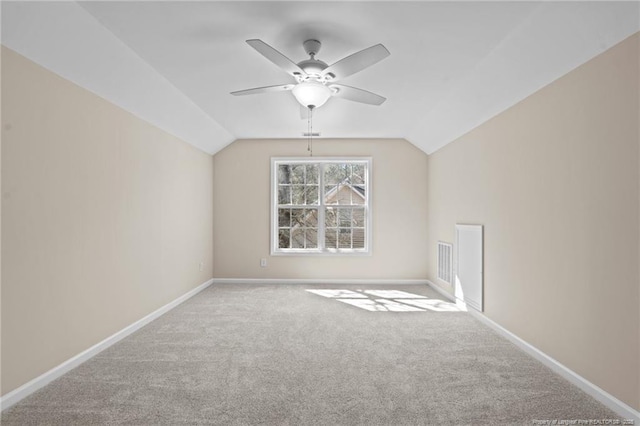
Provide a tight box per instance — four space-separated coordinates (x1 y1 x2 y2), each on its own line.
231 39 390 112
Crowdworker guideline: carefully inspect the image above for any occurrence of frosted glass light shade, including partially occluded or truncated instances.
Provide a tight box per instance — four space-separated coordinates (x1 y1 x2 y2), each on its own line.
292 81 332 108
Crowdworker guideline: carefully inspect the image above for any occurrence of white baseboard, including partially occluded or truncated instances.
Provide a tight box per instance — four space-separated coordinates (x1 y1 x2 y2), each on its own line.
425 279 455 301
425 280 640 422
0 278 214 412
212 278 429 285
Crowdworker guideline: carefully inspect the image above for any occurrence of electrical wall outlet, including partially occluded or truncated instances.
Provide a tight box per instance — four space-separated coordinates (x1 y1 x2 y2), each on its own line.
199 261 204 271
260 258 267 267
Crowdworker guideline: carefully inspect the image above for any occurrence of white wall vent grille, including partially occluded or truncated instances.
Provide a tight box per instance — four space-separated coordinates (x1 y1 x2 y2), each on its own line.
437 241 453 284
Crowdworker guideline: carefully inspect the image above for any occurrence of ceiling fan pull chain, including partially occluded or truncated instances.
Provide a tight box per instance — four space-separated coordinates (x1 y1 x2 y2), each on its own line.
307 106 311 156
307 106 313 157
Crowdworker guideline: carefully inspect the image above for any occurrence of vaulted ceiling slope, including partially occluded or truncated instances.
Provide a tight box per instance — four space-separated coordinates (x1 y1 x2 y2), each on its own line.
2 1 639 155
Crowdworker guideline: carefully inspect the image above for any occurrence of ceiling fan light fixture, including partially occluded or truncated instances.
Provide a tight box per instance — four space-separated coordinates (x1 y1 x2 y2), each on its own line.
292 81 332 109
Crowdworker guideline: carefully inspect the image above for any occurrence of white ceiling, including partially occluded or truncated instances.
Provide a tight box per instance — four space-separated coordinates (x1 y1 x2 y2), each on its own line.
2 1 639 155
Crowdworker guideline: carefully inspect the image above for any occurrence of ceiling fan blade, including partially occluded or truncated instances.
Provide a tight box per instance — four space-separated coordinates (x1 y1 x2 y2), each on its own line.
231 84 295 96
330 84 386 106
246 39 307 78
321 44 390 81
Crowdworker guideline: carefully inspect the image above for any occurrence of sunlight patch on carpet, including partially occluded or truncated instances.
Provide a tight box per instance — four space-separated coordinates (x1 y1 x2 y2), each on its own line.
306 289 463 312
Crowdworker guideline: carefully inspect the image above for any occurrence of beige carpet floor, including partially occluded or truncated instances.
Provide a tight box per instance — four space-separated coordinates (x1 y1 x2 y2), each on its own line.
2 283 619 425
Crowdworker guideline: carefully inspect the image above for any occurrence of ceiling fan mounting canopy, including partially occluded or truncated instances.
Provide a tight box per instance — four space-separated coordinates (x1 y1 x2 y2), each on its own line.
303 39 322 57
231 38 390 110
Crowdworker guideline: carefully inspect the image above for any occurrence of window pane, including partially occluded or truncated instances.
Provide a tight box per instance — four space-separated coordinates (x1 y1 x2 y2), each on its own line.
303 209 318 227
291 229 305 248
325 229 337 249
324 163 347 185
345 164 353 182
306 164 318 184
278 229 290 249
278 209 291 228
291 209 304 226
352 164 365 184
353 229 365 249
324 164 337 185
325 185 338 204
305 186 318 204
338 229 352 248
278 165 292 184
292 165 305 184
352 185 365 204
278 186 291 205
338 209 351 227
292 185 305 205
325 207 337 227
352 208 365 227
306 229 318 249
337 186 352 205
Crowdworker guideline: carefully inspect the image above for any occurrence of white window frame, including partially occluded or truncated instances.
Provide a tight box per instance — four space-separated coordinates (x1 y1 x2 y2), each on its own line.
271 157 372 256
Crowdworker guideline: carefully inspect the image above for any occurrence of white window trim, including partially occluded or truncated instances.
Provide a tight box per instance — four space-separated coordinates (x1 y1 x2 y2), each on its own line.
270 157 372 256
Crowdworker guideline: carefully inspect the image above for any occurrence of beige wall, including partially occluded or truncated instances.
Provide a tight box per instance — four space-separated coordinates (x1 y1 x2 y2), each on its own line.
0 47 3 397
213 138 428 280
426 33 640 409
1 47 214 396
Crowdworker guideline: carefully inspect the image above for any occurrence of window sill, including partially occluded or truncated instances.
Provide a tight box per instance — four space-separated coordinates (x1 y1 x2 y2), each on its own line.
271 249 372 257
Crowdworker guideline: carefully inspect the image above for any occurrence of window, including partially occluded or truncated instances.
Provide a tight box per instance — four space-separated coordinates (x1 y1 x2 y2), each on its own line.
271 157 371 255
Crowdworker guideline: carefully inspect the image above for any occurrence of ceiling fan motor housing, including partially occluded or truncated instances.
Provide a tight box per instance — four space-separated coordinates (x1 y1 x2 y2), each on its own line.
297 59 328 79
